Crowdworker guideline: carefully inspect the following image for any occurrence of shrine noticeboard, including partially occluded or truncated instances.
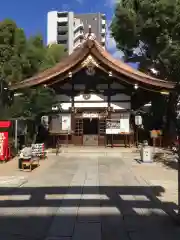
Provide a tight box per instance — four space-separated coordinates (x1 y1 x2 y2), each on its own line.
106 119 121 134
50 114 71 133
0 132 8 161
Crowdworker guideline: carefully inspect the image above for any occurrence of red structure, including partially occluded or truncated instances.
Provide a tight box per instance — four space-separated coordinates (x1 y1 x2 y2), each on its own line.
0 121 11 161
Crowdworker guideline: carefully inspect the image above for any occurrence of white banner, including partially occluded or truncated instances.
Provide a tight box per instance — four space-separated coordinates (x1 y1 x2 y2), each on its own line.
62 115 71 131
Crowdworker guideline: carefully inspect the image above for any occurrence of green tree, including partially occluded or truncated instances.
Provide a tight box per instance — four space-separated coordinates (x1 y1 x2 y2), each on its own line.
0 19 66 86
111 0 180 80
40 43 67 70
111 0 180 136
0 19 27 83
0 19 66 142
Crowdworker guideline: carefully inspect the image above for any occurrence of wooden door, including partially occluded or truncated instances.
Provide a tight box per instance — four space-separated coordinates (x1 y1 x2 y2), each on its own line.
73 118 83 145
98 118 106 146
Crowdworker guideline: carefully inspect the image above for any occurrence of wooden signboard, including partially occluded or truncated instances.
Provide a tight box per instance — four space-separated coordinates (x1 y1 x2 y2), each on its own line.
106 119 121 134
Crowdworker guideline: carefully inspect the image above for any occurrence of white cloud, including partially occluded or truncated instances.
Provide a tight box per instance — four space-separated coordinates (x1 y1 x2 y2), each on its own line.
106 20 115 50
106 20 124 60
106 31 116 51
105 0 120 8
112 50 124 59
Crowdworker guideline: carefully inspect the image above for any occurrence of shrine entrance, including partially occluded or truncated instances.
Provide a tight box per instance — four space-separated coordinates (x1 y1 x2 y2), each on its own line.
83 115 99 146
74 111 106 146
83 118 98 135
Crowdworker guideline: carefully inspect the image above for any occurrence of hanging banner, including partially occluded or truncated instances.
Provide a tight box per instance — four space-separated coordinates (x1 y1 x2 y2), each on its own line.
82 112 99 118
0 132 9 161
62 115 71 131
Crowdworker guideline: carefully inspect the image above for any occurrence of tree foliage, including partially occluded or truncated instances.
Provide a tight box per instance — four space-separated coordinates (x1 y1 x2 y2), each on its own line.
0 19 66 120
111 0 180 81
111 1 180 133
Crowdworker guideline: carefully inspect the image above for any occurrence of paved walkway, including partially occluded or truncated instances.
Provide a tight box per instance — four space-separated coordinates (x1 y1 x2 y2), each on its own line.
0 152 179 239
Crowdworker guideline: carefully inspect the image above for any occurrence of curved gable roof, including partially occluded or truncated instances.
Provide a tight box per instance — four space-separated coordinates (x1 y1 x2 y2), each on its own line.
10 38 175 90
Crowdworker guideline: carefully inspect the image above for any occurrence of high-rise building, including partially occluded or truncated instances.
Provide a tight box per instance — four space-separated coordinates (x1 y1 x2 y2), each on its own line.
75 13 106 46
47 11 106 54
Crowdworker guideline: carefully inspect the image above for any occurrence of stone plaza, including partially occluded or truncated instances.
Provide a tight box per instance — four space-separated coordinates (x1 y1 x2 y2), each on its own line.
0 148 179 240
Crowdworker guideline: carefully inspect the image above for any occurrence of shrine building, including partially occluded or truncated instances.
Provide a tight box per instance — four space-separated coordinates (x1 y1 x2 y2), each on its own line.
10 31 175 147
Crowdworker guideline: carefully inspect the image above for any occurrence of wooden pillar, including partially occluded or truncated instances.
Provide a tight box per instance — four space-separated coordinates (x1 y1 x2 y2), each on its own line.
72 83 75 109
107 83 111 107
107 83 111 116
107 83 113 147
71 83 75 144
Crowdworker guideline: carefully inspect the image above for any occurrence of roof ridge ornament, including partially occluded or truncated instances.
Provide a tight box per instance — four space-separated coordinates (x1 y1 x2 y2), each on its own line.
84 25 96 40
82 55 98 76
81 55 98 67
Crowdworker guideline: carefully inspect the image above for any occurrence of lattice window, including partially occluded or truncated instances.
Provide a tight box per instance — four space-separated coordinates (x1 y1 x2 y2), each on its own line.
99 119 106 136
75 119 83 136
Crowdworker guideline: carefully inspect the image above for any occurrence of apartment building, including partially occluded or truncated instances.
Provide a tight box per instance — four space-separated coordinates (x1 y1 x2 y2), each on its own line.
47 11 106 54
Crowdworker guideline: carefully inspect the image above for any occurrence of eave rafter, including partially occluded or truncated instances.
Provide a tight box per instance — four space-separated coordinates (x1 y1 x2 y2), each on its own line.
9 37 175 92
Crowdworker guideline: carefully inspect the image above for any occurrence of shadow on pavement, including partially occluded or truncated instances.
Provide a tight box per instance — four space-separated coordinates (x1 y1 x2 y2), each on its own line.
163 160 178 170
153 152 178 170
0 185 179 240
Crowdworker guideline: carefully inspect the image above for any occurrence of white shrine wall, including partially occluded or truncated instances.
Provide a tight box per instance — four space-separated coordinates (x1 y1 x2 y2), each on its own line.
56 83 131 111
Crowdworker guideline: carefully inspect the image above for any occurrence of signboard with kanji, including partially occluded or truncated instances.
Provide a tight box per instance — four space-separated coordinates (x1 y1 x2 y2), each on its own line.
31 143 45 157
106 119 121 134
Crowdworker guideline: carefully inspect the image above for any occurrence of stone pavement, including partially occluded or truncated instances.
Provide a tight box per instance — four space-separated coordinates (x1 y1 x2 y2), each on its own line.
0 151 179 239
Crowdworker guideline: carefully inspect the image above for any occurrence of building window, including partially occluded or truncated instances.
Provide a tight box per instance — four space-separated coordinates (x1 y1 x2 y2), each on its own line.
57 12 68 18
101 14 106 20
58 40 67 44
58 31 67 35
58 22 68 27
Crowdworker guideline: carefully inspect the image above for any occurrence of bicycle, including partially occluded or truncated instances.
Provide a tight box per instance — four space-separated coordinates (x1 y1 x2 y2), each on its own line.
55 138 61 155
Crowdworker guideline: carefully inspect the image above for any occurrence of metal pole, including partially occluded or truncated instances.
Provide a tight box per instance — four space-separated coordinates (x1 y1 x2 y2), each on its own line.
14 119 18 150
178 146 180 217
136 127 139 147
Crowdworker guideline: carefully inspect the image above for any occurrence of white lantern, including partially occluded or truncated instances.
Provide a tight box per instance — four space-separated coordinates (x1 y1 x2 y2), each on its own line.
135 115 142 126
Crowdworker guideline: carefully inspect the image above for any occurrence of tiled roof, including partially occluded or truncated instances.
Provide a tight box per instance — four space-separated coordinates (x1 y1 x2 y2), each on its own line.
10 38 175 90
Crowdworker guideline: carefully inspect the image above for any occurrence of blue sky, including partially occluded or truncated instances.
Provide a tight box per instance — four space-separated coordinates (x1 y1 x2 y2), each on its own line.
0 0 137 68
